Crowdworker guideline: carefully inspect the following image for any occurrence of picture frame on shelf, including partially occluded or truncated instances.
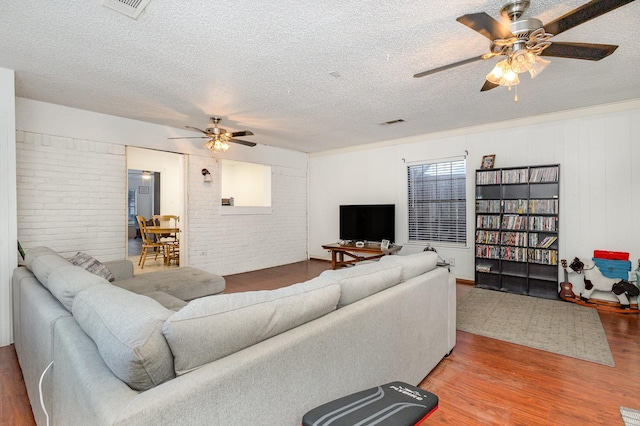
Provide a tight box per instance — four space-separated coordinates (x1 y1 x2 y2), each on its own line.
481 154 496 169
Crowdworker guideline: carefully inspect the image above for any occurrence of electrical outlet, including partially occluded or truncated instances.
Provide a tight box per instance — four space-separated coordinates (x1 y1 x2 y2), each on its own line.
448 258 455 267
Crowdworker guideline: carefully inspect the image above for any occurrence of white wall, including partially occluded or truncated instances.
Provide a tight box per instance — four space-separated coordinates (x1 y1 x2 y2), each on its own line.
0 68 17 346
188 155 308 274
16 131 127 258
309 100 640 282
13 99 308 269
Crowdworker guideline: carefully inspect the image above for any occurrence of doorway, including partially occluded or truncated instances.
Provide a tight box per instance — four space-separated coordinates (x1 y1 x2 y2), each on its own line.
127 170 160 256
126 147 185 270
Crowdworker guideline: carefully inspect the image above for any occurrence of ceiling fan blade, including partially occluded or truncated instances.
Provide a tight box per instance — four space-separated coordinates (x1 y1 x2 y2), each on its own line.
456 12 513 40
541 41 619 60
185 126 212 136
168 136 207 139
229 130 254 137
414 55 486 78
480 80 499 92
544 0 636 36
229 138 257 147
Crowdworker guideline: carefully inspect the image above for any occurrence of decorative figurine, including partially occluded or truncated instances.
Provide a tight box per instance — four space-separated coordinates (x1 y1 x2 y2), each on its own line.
566 257 639 309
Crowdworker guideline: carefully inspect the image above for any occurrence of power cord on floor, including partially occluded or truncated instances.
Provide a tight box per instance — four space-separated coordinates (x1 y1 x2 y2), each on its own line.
39 361 54 426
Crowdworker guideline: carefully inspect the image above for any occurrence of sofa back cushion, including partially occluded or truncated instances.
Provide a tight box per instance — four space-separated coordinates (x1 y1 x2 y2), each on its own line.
25 247 72 289
163 281 340 375
73 285 175 391
320 261 402 307
47 265 109 311
24 246 110 311
379 251 438 281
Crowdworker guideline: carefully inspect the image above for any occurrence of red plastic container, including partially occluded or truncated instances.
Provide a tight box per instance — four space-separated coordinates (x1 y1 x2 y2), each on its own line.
593 250 629 261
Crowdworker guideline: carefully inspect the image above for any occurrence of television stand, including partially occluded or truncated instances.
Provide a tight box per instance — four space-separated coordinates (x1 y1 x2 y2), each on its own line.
322 242 402 269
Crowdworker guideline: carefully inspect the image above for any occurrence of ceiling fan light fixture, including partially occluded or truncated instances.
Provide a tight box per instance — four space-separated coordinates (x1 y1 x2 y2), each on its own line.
220 140 230 152
510 48 550 78
486 59 519 87
486 59 508 84
510 50 535 73
527 56 551 79
504 68 519 86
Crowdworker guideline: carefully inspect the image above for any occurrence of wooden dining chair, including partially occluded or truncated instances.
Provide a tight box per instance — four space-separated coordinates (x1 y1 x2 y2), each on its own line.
136 215 167 269
152 215 180 265
152 215 180 243
166 242 180 266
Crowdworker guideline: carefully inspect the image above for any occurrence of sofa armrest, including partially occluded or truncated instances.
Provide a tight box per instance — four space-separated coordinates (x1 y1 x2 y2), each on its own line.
103 260 134 281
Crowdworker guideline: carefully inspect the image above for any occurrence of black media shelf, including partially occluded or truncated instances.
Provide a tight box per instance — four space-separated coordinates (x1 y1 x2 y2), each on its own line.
475 164 560 300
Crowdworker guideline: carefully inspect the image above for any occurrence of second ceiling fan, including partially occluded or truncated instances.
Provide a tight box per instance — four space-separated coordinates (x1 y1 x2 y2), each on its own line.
170 116 257 154
413 0 636 95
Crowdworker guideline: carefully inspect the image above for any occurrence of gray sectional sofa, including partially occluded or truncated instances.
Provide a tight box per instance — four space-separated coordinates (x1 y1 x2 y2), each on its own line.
12 246 455 426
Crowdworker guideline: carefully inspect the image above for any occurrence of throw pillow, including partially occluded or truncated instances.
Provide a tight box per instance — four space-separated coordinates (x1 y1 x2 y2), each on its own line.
68 252 116 282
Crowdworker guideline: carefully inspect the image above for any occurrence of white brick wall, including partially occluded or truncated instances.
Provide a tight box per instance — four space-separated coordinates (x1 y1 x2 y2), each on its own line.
16 131 126 260
16 130 309 273
187 156 308 276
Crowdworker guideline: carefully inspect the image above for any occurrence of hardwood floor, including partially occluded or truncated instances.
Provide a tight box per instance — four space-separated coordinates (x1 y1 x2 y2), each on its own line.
421 312 640 425
223 259 332 293
2 260 639 425
0 340 34 426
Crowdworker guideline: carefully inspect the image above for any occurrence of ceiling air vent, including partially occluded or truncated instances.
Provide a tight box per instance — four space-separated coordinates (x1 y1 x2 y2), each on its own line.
380 119 405 125
102 0 151 19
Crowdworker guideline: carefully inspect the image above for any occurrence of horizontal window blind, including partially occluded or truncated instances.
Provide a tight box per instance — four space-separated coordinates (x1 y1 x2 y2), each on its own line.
407 159 466 244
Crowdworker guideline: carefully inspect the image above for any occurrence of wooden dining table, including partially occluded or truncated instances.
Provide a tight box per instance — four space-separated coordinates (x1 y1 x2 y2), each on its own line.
145 226 180 236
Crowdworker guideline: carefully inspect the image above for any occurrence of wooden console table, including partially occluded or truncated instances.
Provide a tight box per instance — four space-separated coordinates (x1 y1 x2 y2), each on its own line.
322 242 402 269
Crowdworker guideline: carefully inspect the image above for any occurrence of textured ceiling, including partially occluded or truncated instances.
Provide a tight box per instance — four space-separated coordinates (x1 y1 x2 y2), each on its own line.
1 0 639 153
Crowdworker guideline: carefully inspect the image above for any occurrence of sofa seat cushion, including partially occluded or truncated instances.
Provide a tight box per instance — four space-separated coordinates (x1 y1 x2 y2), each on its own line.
320 261 402 307
73 285 176 391
379 251 438 282
163 281 341 375
114 267 225 301
143 291 188 311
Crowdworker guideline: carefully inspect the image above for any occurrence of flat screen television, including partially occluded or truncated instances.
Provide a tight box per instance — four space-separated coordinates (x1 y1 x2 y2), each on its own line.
339 204 395 243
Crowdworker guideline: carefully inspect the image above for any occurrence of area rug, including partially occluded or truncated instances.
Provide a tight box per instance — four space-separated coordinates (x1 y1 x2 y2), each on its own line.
457 288 615 367
621 406 640 426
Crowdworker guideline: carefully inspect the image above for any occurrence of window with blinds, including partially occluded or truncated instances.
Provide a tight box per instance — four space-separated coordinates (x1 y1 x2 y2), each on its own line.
407 159 466 244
